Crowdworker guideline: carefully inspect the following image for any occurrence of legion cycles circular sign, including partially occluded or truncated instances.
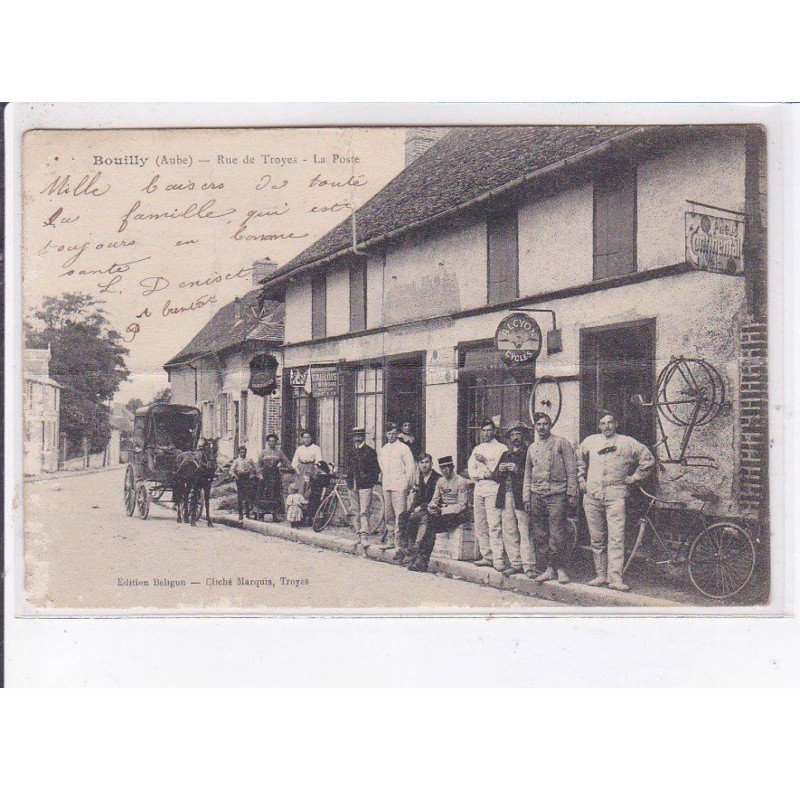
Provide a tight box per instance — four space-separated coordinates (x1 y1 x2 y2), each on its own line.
494 312 542 367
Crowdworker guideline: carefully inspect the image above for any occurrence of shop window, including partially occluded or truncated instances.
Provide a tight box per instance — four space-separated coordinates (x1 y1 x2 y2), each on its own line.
312 273 327 340
593 167 637 280
355 365 384 452
349 257 368 333
487 212 519 305
457 343 534 468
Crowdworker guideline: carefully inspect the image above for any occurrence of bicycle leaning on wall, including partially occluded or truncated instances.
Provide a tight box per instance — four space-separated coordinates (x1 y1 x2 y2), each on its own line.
312 468 385 535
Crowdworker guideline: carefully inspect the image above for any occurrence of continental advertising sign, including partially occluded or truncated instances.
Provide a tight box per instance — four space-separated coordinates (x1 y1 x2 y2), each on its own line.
685 211 744 275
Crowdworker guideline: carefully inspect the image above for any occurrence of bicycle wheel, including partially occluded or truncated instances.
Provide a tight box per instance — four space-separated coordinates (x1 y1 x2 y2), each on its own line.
688 522 756 599
367 488 385 534
312 492 338 532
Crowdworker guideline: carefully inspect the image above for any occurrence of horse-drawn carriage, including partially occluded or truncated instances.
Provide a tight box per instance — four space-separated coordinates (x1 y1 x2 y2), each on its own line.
123 403 206 520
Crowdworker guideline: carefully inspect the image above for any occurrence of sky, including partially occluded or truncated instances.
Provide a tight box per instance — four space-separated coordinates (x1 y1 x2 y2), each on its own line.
22 127 408 404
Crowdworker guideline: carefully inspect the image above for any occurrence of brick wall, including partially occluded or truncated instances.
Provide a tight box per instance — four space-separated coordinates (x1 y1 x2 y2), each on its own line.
738 319 768 517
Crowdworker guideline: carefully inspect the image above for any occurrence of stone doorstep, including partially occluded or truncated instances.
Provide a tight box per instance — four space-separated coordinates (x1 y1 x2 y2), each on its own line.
212 512 677 608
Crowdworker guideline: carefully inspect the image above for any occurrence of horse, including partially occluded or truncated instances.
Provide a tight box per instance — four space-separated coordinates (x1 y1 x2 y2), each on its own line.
192 438 219 527
174 449 202 525
174 438 219 526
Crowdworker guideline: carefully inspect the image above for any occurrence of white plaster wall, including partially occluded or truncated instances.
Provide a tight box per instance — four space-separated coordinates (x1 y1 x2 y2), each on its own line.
425 382 459 466
284 277 312 344
638 128 746 271
366 254 384 329
168 367 195 405
325 266 350 337
382 221 487 326
518 182 594 295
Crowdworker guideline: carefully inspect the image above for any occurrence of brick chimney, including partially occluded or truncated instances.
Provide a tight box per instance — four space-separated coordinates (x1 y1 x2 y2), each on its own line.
251 256 278 287
405 127 449 167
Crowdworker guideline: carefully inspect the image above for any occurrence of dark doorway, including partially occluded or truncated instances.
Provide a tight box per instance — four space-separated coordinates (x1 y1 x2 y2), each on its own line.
385 353 425 455
580 320 656 447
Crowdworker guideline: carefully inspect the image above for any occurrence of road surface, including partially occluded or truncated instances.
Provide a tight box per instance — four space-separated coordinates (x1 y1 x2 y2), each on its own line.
23 468 557 611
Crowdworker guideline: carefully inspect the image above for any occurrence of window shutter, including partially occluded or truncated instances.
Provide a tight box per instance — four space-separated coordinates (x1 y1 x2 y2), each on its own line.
349 258 367 332
311 273 327 340
594 168 637 280
487 213 519 304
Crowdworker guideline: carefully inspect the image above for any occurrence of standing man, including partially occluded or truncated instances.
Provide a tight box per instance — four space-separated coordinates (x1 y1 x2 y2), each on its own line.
394 452 441 564
409 456 471 573
576 410 655 592
467 418 508 571
378 423 416 547
523 412 578 585
230 445 258 521
349 426 381 544
492 422 530 577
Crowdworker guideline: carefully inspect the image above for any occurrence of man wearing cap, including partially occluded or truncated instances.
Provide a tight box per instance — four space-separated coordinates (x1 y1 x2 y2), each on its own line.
524 412 578 585
576 410 655 592
349 427 381 542
378 423 416 547
492 421 530 577
468 418 508 570
394 452 441 565
409 456 471 572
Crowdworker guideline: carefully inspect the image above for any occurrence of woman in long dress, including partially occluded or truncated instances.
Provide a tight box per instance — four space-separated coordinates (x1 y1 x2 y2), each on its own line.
291 430 323 496
253 433 293 520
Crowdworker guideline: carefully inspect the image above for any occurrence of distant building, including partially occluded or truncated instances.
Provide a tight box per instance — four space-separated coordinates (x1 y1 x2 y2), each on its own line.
164 258 285 462
109 403 135 464
24 346 61 474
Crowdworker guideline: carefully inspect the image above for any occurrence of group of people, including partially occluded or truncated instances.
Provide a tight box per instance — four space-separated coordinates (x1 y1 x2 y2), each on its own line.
348 410 654 592
229 409 655 593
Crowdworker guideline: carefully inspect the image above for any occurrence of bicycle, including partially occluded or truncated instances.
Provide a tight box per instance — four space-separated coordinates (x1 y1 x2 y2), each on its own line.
624 486 757 600
312 471 385 535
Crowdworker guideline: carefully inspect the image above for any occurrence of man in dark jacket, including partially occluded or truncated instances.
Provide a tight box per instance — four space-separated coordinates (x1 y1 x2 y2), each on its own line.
349 427 381 542
394 452 441 564
492 422 531 577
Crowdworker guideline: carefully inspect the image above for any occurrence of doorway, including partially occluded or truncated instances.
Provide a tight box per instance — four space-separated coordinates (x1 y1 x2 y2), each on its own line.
385 353 426 454
579 320 656 447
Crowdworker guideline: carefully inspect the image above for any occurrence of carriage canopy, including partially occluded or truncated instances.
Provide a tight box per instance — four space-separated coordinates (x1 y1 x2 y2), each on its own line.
133 404 202 452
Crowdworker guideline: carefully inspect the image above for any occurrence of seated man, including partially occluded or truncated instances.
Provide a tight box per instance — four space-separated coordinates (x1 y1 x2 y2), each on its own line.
394 453 441 565
408 456 471 573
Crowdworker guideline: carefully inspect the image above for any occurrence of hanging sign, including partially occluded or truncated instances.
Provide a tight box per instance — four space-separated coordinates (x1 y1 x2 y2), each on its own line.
494 313 542 367
426 348 458 385
310 365 339 397
289 367 309 388
685 212 744 274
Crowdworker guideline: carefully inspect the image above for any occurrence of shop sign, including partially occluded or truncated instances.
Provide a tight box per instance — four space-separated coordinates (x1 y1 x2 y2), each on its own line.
494 313 542 368
289 367 309 388
310 365 339 397
426 348 458 385
685 212 744 274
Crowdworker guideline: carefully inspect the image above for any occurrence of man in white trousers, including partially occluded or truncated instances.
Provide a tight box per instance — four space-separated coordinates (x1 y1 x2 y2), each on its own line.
378 423 416 547
468 418 508 571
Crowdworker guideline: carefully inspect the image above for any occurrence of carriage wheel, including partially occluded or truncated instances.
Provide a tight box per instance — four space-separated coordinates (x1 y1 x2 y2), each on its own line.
136 482 150 519
688 522 755 600
529 376 563 426
124 465 136 516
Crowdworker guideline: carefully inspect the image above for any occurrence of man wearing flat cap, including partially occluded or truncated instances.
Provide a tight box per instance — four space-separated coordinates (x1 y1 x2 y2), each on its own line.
491 421 531 577
524 412 578 584
349 426 381 542
409 456 471 572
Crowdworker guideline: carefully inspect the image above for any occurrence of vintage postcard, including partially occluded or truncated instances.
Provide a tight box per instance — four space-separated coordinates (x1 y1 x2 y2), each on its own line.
10 106 783 614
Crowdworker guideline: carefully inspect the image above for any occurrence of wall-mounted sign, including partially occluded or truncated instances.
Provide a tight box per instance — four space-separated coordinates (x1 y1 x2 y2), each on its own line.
289 367 309 388
426 348 458 385
685 212 744 275
248 353 279 397
495 313 542 367
310 365 339 397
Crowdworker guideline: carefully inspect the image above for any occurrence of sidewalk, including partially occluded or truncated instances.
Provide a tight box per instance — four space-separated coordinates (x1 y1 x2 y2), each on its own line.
211 510 679 609
24 463 126 483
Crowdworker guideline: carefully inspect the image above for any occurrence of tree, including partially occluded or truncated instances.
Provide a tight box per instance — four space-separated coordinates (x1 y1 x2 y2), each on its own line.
152 387 172 405
125 398 145 414
25 293 130 455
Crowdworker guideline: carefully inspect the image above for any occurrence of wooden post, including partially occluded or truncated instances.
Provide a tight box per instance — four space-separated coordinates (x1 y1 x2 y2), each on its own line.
82 435 89 469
